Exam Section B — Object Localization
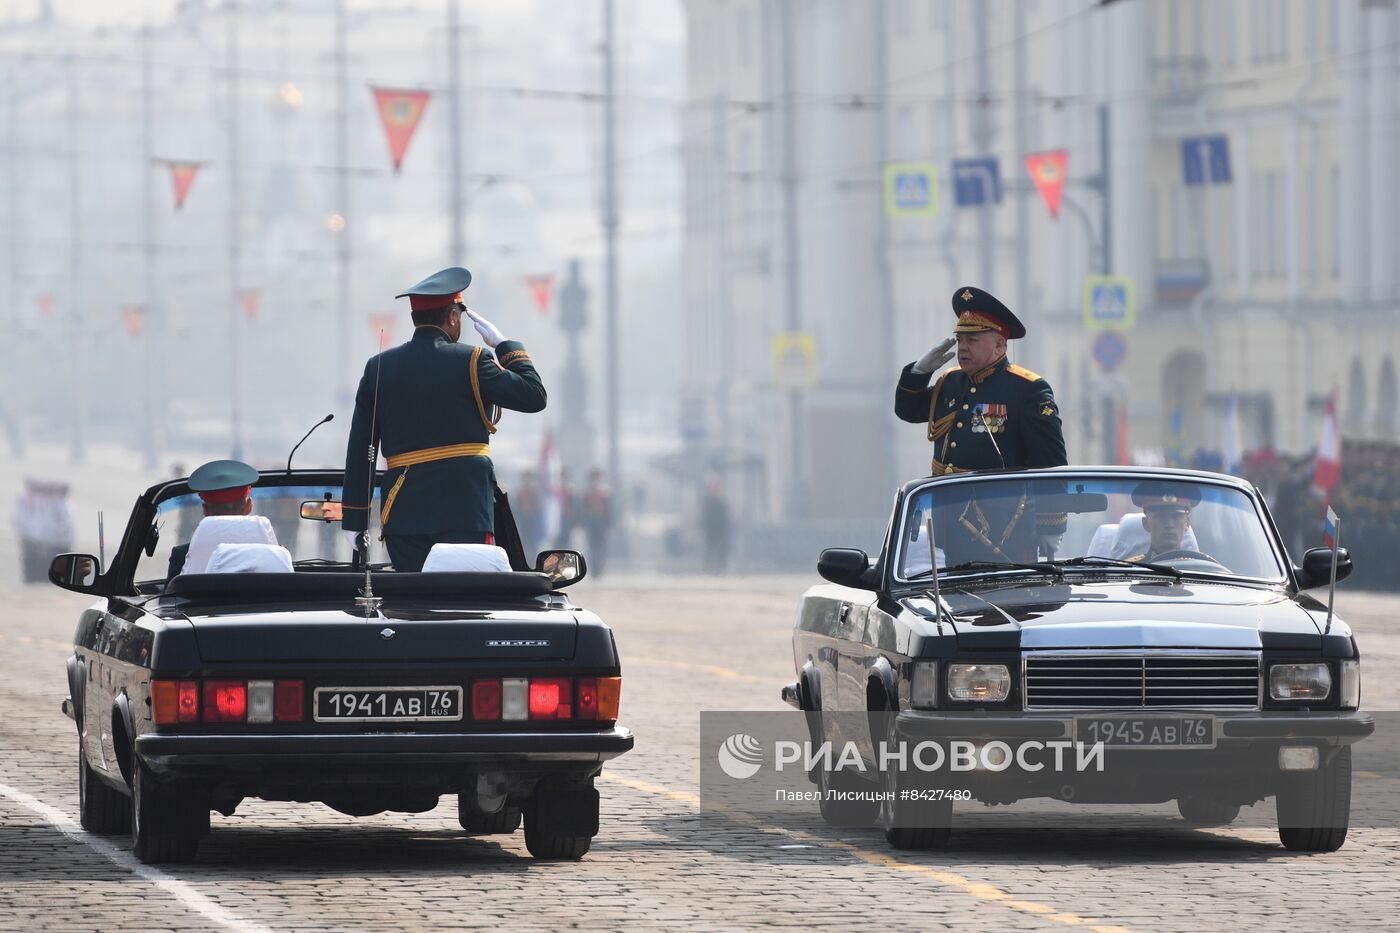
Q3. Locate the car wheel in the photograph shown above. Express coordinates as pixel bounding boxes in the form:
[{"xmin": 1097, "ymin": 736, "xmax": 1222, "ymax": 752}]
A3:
[
  {"xmin": 1177, "ymin": 796, "xmax": 1241, "ymax": 826},
  {"xmin": 130, "ymin": 762, "xmax": 202, "ymax": 864},
  {"xmin": 458, "ymin": 800, "xmax": 522, "ymax": 835},
  {"xmin": 876, "ymin": 725, "xmax": 951, "ymax": 850},
  {"xmin": 1277, "ymin": 746, "xmax": 1352, "ymax": 853},
  {"xmin": 79, "ymin": 739, "xmax": 130, "ymax": 834},
  {"xmin": 523, "ymin": 781, "xmax": 598, "ymax": 860},
  {"xmin": 816, "ymin": 764, "xmax": 879, "ymax": 827}
]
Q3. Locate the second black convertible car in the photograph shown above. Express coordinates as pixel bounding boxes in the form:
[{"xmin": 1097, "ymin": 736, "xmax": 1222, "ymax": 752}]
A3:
[
  {"xmin": 784, "ymin": 467, "xmax": 1373, "ymax": 852},
  {"xmin": 51, "ymin": 470, "xmax": 632, "ymax": 863}
]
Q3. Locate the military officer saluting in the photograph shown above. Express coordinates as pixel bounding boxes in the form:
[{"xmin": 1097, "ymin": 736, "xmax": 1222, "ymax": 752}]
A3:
[
  {"xmin": 895, "ymin": 286, "xmax": 1067, "ymax": 474},
  {"xmin": 342, "ymin": 267, "xmax": 546, "ymax": 572}
]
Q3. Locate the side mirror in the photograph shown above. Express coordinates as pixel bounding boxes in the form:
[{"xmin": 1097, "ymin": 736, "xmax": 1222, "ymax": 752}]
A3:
[
  {"xmin": 49, "ymin": 553, "xmax": 100, "ymax": 593},
  {"xmin": 1297, "ymin": 547, "xmax": 1353, "ymax": 589},
  {"xmin": 536, "ymin": 549, "xmax": 587, "ymax": 587},
  {"xmin": 817, "ymin": 548, "xmax": 875, "ymax": 590},
  {"xmin": 300, "ymin": 500, "xmax": 344, "ymax": 522}
]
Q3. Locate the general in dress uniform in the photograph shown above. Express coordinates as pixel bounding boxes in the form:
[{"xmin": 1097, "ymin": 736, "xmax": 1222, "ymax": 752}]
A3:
[
  {"xmin": 895, "ymin": 287, "xmax": 1069, "ymax": 561},
  {"xmin": 342, "ymin": 267, "xmax": 546, "ymax": 572}
]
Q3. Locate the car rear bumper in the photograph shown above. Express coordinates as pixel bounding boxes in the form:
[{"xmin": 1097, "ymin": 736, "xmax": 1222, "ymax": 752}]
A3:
[{"xmin": 135, "ymin": 725, "xmax": 635, "ymax": 783}]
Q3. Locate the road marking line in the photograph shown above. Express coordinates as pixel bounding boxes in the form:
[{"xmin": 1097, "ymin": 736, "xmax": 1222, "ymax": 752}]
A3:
[
  {"xmin": 627, "ymin": 656, "xmax": 771, "ymax": 685},
  {"xmin": 598, "ymin": 773, "xmax": 1132, "ymax": 932},
  {"xmin": 0, "ymin": 782, "xmax": 274, "ymax": 933},
  {"xmin": 0, "ymin": 631, "xmax": 71, "ymax": 652}
]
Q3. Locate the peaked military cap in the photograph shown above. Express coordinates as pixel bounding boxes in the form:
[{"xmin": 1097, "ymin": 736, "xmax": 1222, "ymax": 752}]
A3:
[
  {"xmin": 951, "ymin": 286, "xmax": 1026, "ymax": 340},
  {"xmin": 395, "ymin": 266, "xmax": 473, "ymax": 312},
  {"xmin": 188, "ymin": 459, "xmax": 259, "ymax": 505},
  {"xmin": 1131, "ymin": 481, "xmax": 1201, "ymax": 513}
]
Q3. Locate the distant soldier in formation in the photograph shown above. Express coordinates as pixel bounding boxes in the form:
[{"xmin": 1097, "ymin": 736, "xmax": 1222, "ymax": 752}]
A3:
[
  {"xmin": 342, "ymin": 267, "xmax": 547, "ymax": 572},
  {"xmin": 14, "ymin": 479, "xmax": 74, "ymax": 583}
]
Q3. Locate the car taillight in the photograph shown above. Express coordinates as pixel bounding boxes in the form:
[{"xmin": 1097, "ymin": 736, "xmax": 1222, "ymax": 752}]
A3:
[
  {"xmin": 529, "ymin": 677, "xmax": 572, "ymax": 720},
  {"xmin": 202, "ymin": 681, "xmax": 247, "ymax": 722},
  {"xmin": 502, "ymin": 677, "xmax": 529, "ymax": 721},
  {"xmin": 472, "ymin": 679, "xmax": 502, "ymax": 721},
  {"xmin": 151, "ymin": 679, "xmax": 198, "ymax": 724},
  {"xmin": 575, "ymin": 677, "xmax": 621, "ymax": 720},
  {"xmin": 274, "ymin": 681, "xmax": 304, "ymax": 722}
]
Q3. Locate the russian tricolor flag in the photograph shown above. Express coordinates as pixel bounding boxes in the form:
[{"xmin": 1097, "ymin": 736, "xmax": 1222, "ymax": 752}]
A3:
[{"xmin": 1324, "ymin": 505, "xmax": 1339, "ymax": 549}]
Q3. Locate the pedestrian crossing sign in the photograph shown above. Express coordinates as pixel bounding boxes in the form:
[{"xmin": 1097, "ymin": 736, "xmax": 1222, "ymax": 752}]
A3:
[
  {"xmin": 884, "ymin": 163, "xmax": 938, "ymax": 217},
  {"xmin": 1082, "ymin": 276, "xmax": 1135, "ymax": 331}
]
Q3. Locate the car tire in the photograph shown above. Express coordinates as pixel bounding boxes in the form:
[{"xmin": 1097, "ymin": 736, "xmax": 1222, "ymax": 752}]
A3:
[
  {"xmin": 130, "ymin": 762, "xmax": 202, "ymax": 865},
  {"xmin": 1277, "ymin": 746, "xmax": 1352, "ymax": 853},
  {"xmin": 1177, "ymin": 796, "xmax": 1241, "ymax": 826},
  {"xmin": 817, "ymin": 766, "xmax": 879, "ymax": 827},
  {"xmin": 876, "ymin": 723, "xmax": 951, "ymax": 850},
  {"xmin": 79, "ymin": 740, "xmax": 130, "ymax": 834},
  {"xmin": 523, "ymin": 807, "xmax": 592, "ymax": 860},
  {"xmin": 458, "ymin": 801, "xmax": 522, "ymax": 835}
]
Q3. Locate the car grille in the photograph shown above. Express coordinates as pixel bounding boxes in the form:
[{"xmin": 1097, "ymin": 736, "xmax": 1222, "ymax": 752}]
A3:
[{"xmin": 1022, "ymin": 654, "xmax": 1260, "ymax": 710}]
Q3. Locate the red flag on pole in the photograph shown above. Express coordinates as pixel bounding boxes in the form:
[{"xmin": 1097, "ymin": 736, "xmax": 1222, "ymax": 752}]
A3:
[
  {"xmin": 523, "ymin": 274, "xmax": 554, "ymax": 315},
  {"xmin": 166, "ymin": 161, "xmax": 203, "ymax": 210},
  {"xmin": 370, "ymin": 87, "xmax": 431, "ymax": 173},
  {"xmin": 1025, "ymin": 150, "xmax": 1068, "ymax": 219},
  {"xmin": 122, "ymin": 304, "xmax": 144, "ymax": 338},
  {"xmin": 240, "ymin": 289, "xmax": 259, "ymax": 320},
  {"xmin": 37, "ymin": 294, "xmax": 53, "ymax": 317},
  {"xmin": 1313, "ymin": 390, "xmax": 1341, "ymax": 499},
  {"xmin": 368, "ymin": 312, "xmax": 397, "ymax": 345}
]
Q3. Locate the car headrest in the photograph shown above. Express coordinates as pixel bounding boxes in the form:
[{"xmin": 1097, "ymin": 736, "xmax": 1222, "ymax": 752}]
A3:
[
  {"xmin": 182, "ymin": 515, "xmax": 279, "ymax": 575},
  {"xmin": 421, "ymin": 543, "xmax": 512, "ymax": 573},
  {"xmin": 206, "ymin": 542, "xmax": 295, "ymax": 574}
]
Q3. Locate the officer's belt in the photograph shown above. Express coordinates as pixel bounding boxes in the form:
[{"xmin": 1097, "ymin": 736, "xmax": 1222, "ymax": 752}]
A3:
[
  {"xmin": 381, "ymin": 443, "xmax": 491, "ymax": 529},
  {"xmin": 386, "ymin": 442, "xmax": 490, "ymax": 469},
  {"xmin": 929, "ymin": 457, "xmax": 971, "ymax": 476}
]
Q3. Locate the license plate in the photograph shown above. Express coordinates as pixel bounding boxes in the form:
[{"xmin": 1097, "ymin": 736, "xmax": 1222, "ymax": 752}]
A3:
[
  {"xmin": 1074, "ymin": 715, "xmax": 1215, "ymax": 749},
  {"xmin": 313, "ymin": 685, "xmax": 463, "ymax": 723}
]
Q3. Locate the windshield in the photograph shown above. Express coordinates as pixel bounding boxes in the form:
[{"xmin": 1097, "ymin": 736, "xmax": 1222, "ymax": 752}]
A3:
[
  {"xmin": 136, "ymin": 485, "xmax": 383, "ymax": 583},
  {"xmin": 895, "ymin": 475, "xmax": 1285, "ymax": 583}
]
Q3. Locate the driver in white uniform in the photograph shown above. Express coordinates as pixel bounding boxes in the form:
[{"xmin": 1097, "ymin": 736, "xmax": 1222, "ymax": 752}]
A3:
[
  {"xmin": 1124, "ymin": 482, "xmax": 1201, "ymax": 562},
  {"xmin": 167, "ymin": 459, "xmax": 279, "ymax": 577}
]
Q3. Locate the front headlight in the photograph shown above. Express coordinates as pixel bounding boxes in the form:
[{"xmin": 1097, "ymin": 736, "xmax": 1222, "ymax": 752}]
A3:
[
  {"xmin": 946, "ymin": 663, "xmax": 1011, "ymax": 702},
  {"xmin": 1269, "ymin": 662, "xmax": 1332, "ymax": 701},
  {"xmin": 1341, "ymin": 660, "xmax": 1361, "ymax": 709}
]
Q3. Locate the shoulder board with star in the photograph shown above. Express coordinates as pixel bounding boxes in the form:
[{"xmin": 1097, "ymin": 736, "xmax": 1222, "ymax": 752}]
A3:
[{"xmin": 1007, "ymin": 364, "xmax": 1043, "ymax": 382}]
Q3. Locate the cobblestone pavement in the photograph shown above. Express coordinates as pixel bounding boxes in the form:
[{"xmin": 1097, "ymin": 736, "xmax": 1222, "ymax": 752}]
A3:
[
  {"xmin": 2, "ymin": 445, "xmax": 1399, "ymax": 931},
  {"xmin": 1, "ymin": 572, "xmax": 1398, "ymax": 933}
]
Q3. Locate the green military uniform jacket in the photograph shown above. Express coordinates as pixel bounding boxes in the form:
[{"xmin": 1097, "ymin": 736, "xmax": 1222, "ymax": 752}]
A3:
[
  {"xmin": 895, "ymin": 356, "xmax": 1067, "ymax": 474},
  {"xmin": 342, "ymin": 327, "xmax": 546, "ymax": 536}
]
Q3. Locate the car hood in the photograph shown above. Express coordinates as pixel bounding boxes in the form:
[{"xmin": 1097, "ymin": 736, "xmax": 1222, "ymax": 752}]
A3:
[
  {"xmin": 903, "ymin": 579, "xmax": 1324, "ymax": 651},
  {"xmin": 179, "ymin": 604, "xmax": 579, "ymax": 663}
]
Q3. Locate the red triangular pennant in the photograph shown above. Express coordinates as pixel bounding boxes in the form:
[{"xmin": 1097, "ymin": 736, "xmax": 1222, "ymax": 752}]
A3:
[
  {"xmin": 240, "ymin": 289, "xmax": 259, "ymax": 320},
  {"xmin": 122, "ymin": 304, "xmax": 144, "ymax": 338},
  {"xmin": 37, "ymin": 293, "xmax": 53, "ymax": 317},
  {"xmin": 370, "ymin": 87, "xmax": 431, "ymax": 173},
  {"xmin": 523, "ymin": 274, "xmax": 554, "ymax": 314},
  {"xmin": 1025, "ymin": 149, "xmax": 1068, "ymax": 219},
  {"xmin": 167, "ymin": 162, "xmax": 202, "ymax": 210},
  {"xmin": 368, "ymin": 311, "xmax": 398, "ymax": 345}
]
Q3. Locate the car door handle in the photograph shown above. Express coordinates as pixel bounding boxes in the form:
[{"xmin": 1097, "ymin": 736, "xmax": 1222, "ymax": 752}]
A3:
[{"xmin": 838, "ymin": 604, "xmax": 851, "ymax": 624}]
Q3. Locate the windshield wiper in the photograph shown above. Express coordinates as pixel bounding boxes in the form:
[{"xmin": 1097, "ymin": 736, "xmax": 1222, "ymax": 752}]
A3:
[
  {"xmin": 1053, "ymin": 555, "xmax": 1183, "ymax": 580},
  {"xmin": 909, "ymin": 560, "xmax": 1064, "ymax": 582}
]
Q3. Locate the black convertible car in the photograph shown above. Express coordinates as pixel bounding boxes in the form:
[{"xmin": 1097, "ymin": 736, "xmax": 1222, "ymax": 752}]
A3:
[
  {"xmin": 784, "ymin": 467, "xmax": 1373, "ymax": 852},
  {"xmin": 51, "ymin": 469, "xmax": 632, "ymax": 863}
]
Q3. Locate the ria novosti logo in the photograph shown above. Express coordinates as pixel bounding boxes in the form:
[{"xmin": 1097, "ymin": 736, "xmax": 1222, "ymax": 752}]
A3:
[{"xmin": 717, "ymin": 733, "xmax": 764, "ymax": 779}]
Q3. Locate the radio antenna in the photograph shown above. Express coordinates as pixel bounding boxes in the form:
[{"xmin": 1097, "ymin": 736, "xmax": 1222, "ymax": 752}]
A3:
[
  {"xmin": 355, "ymin": 331, "xmax": 387, "ymax": 616},
  {"xmin": 925, "ymin": 512, "xmax": 947, "ymax": 626}
]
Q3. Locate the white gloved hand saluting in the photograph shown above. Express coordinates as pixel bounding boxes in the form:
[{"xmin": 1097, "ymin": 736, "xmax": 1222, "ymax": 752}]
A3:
[
  {"xmin": 912, "ymin": 336, "xmax": 956, "ymax": 375},
  {"xmin": 464, "ymin": 307, "xmax": 506, "ymax": 348},
  {"xmin": 343, "ymin": 530, "xmax": 363, "ymax": 552}
]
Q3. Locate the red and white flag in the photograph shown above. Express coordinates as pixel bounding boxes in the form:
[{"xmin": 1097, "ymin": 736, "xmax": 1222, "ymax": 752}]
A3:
[{"xmin": 1312, "ymin": 391, "xmax": 1341, "ymax": 499}]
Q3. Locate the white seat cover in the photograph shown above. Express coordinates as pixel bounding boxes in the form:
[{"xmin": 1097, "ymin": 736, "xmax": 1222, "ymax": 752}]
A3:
[
  {"xmin": 1109, "ymin": 513, "xmax": 1197, "ymax": 559},
  {"xmin": 1086, "ymin": 523, "xmax": 1119, "ymax": 558},
  {"xmin": 421, "ymin": 543, "xmax": 512, "ymax": 573},
  {"xmin": 183, "ymin": 515, "xmax": 279, "ymax": 575},
  {"xmin": 206, "ymin": 543, "xmax": 295, "ymax": 574}
]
